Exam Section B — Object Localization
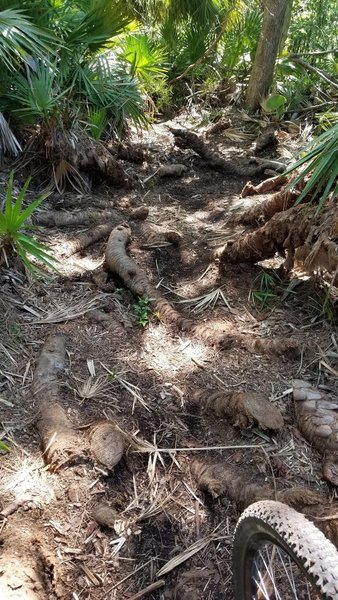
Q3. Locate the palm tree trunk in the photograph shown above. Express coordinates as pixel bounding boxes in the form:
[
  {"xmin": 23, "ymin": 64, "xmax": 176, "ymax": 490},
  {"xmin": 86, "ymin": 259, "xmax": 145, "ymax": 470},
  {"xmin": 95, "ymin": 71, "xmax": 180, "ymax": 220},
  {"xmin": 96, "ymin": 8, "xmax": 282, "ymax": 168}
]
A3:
[{"xmin": 245, "ymin": 0, "xmax": 292, "ymax": 110}]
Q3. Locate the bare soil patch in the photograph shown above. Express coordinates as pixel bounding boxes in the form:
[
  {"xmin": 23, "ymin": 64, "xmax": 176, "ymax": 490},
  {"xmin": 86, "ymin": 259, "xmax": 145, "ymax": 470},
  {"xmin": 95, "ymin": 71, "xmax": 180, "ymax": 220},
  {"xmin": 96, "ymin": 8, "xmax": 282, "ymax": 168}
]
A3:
[{"xmin": 1, "ymin": 113, "xmax": 337, "ymax": 600}]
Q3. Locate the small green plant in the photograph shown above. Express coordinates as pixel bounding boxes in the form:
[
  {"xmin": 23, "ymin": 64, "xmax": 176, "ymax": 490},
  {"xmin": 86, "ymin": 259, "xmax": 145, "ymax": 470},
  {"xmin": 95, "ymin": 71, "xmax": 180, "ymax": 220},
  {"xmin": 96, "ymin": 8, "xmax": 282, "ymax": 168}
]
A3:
[
  {"xmin": 0, "ymin": 171, "xmax": 57, "ymax": 273},
  {"xmin": 249, "ymin": 271, "xmax": 279, "ymax": 309},
  {"xmin": 308, "ymin": 289, "xmax": 336, "ymax": 324},
  {"xmin": 261, "ymin": 93, "xmax": 287, "ymax": 119},
  {"xmin": 133, "ymin": 295, "xmax": 154, "ymax": 327},
  {"xmin": 9, "ymin": 323, "xmax": 23, "ymax": 340},
  {"xmin": 0, "ymin": 439, "xmax": 10, "ymax": 453}
]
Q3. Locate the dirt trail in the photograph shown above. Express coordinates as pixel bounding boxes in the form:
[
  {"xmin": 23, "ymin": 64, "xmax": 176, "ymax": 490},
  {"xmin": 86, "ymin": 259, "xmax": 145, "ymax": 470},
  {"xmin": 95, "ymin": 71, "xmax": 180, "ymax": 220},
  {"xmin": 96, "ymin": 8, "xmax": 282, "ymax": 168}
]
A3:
[{"xmin": 0, "ymin": 114, "xmax": 337, "ymax": 599}]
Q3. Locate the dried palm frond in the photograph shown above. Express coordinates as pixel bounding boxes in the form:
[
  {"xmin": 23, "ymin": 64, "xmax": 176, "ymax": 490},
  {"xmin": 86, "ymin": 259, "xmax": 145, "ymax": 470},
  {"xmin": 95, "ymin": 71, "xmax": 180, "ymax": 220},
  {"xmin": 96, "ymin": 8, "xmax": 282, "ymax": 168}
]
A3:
[
  {"xmin": 34, "ymin": 296, "xmax": 102, "ymax": 323},
  {"xmin": 157, "ymin": 526, "xmax": 229, "ymax": 576},
  {"xmin": 177, "ymin": 287, "xmax": 231, "ymax": 313},
  {"xmin": 222, "ymin": 128, "xmax": 255, "ymax": 142},
  {"xmin": 0, "ymin": 113, "xmax": 21, "ymax": 160},
  {"xmin": 100, "ymin": 363, "xmax": 150, "ymax": 412},
  {"xmin": 72, "ymin": 374, "xmax": 111, "ymax": 402}
]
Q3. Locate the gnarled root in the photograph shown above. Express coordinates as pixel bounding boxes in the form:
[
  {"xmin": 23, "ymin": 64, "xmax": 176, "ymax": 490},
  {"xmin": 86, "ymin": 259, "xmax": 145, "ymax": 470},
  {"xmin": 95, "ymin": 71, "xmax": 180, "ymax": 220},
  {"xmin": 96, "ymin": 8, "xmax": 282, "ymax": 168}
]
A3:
[
  {"xmin": 58, "ymin": 223, "xmax": 113, "ymax": 258},
  {"xmin": 241, "ymin": 174, "xmax": 288, "ymax": 198},
  {"xmin": 293, "ymin": 380, "xmax": 338, "ymax": 486},
  {"xmin": 193, "ymin": 389, "xmax": 283, "ymax": 430},
  {"xmin": 219, "ymin": 333, "xmax": 301, "ymax": 359},
  {"xmin": 33, "ymin": 209, "xmax": 119, "ymax": 228},
  {"xmin": 105, "ymin": 223, "xmax": 192, "ymax": 329},
  {"xmin": 78, "ymin": 144, "xmax": 132, "ymax": 188},
  {"xmin": 169, "ymin": 126, "xmax": 276, "ymax": 176},
  {"xmin": 218, "ymin": 204, "xmax": 314, "ymax": 267},
  {"xmin": 191, "ymin": 460, "xmax": 322, "ymax": 511},
  {"xmin": 141, "ymin": 223, "xmax": 182, "ymax": 248},
  {"xmin": 237, "ymin": 183, "xmax": 299, "ymax": 224},
  {"xmin": 33, "ymin": 335, "xmax": 81, "ymax": 470}
]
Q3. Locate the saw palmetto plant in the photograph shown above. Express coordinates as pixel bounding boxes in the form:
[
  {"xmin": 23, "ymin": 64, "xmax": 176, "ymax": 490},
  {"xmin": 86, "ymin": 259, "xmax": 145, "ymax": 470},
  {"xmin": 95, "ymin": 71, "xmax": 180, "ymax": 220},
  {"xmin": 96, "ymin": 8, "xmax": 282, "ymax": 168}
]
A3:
[{"xmin": 0, "ymin": 171, "xmax": 57, "ymax": 272}]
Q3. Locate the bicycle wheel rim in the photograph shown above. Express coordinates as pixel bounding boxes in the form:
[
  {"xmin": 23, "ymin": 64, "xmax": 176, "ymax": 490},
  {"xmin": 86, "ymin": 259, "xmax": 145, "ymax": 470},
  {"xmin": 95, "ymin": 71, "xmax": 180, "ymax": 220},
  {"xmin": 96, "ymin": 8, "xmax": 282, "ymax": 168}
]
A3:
[{"xmin": 236, "ymin": 524, "xmax": 321, "ymax": 599}]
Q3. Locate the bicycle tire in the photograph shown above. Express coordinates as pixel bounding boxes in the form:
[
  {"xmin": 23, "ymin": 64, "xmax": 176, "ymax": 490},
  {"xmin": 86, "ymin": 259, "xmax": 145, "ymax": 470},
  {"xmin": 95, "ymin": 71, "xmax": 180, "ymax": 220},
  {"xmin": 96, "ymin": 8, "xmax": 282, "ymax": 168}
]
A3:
[{"xmin": 232, "ymin": 500, "xmax": 338, "ymax": 600}]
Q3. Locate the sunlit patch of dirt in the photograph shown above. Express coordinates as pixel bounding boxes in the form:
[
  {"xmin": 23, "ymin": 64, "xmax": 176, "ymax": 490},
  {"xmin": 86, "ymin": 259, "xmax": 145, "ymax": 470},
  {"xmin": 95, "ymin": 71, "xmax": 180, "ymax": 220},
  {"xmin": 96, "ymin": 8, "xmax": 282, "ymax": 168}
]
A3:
[
  {"xmin": 2, "ymin": 455, "xmax": 57, "ymax": 504},
  {"xmin": 141, "ymin": 323, "xmax": 213, "ymax": 377}
]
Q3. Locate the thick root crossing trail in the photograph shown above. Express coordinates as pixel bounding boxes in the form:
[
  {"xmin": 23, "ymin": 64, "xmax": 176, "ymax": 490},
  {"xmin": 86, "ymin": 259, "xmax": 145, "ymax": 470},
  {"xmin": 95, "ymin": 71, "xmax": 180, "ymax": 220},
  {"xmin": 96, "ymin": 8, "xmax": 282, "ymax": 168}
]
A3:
[{"xmin": 0, "ymin": 116, "xmax": 337, "ymax": 600}]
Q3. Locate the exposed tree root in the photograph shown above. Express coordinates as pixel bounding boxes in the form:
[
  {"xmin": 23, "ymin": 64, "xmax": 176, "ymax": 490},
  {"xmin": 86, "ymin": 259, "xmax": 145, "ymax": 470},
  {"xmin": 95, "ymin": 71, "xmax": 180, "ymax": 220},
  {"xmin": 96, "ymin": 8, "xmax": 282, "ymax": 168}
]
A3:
[
  {"xmin": 0, "ymin": 525, "xmax": 60, "ymax": 599},
  {"xmin": 23, "ymin": 127, "xmax": 132, "ymax": 191},
  {"xmin": 219, "ymin": 333, "xmax": 301, "ymax": 358},
  {"xmin": 33, "ymin": 336, "xmax": 125, "ymax": 471},
  {"xmin": 169, "ymin": 127, "xmax": 265, "ymax": 176},
  {"xmin": 116, "ymin": 142, "xmax": 147, "ymax": 164},
  {"xmin": 191, "ymin": 459, "xmax": 338, "ymax": 546},
  {"xmin": 158, "ymin": 164, "xmax": 187, "ymax": 178},
  {"xmin": 33, "ymin": 208, "xmax": 120, "ymax": 228},
  {"xmin": 105, "ymin": 223, "xmax": 192, "ymax": 329},
  {"xmin": 293, "ymin": 380, "xmax": 338, "ymax": 486},
  {"xmin": 250, "ymin": 127, "xmax": 278, "ymax": 153},
  {"xmin": 58, "ymin": 223, "xmax": 114, "ymax": 258},
  {"xmin": 89, "ymin": 421, "xmax": 124, "ymax": 470},
  {"xmin": 129, "ymin": 206, "xmax": 149, "ymax": 221},
  {"xmin": 240, "ymin": 174, "xmax": 288, "ymax": 198},
  {"xmin": 300, "ymin": 235, "xmax": 338, "ymax": 276},
  {"xmin": 104, "ymin": 226, "xmax": 305, "ymax": 357},
  {"xmin": 219, "ymin": 203, "xmax": 338, "ymax": 276},
  {"xmin": 191, "ymin": 460, "xmax": 322, "ymax": 511},
  {"xmin": 78, "ymin": 144, "xmax": 132, "ymax": 188},
  {"xmin": 33, "ymin": 335, "xmax": 81, "ymax": 470},
  {"xmin": 218, "ymin": 204, "xmax": 315, "ymax": 267},
  {"xmin": 193, "ymin": 389, "xmax": 283, "ymax": 430},
  {"xmin": 206, "ymin": 117, "xmax": 232, "ymax": 136},
  {"xmin": 237, "ymin": 187, "xmax": 300, "ymax": 225},
  {"xmin": 141, "ymin": 223, "xmax": 182, "ymax": 248}
]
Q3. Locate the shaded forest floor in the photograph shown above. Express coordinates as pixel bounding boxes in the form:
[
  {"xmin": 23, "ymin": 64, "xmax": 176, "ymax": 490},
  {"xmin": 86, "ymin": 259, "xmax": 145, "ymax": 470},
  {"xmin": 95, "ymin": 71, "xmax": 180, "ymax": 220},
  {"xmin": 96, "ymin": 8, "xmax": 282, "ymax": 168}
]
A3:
[{"xmin": 1, "ymin": 111, "xmax": 338, "ymax": 600}]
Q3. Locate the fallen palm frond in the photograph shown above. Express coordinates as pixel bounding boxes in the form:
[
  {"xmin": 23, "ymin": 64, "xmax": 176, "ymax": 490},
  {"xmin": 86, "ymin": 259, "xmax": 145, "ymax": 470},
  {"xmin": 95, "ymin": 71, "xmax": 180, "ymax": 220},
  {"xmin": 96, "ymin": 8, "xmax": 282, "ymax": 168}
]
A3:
[
  {"xmin": 177, "ymin": 287, "xmax": 231, "ymax": 313},
  {"xmin": 157, "ymin": 526, "xmax": 229, "ymax": 577},
  {"xmin": 100, "ymin": 363, "xmax": 150, "ymax": 412},
  {"xmin": 72, "ymin": 374, "xmax": 111, "ymax": 402},
  {"xmin": 115, "ymin": 425, "xmax": 263, "ymax": 455},
  {"xmin": 222, "ymin": 128, "xmax": 255, "ymax": 142},
  {"xmin": 33, "ymin": 296, "xmax": 102, "ymax": 324}
]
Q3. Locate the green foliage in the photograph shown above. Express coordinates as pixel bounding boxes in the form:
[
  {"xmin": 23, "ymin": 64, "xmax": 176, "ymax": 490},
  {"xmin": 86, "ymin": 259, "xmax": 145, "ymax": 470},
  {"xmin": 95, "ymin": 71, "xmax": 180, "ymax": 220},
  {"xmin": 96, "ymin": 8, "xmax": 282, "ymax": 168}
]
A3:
[
  {"xmin": 0, "ymin": 0, "xmax": 147, "ymax": 151},
  {"xmin": 249, "ymin": 271, "xmax": 279, "ymax": 309},
  {"xmin": 286, "ymin": 122, "xmax": 338, "ymax": 212},
  {"xmin": 86, "ymin": 107, "xmax": 108, "ymax": 140},
  {"xmin": 308, "ymin": 289, "xmax": 336, "ymax": 324},
  {"xmin": 261, "ymin": 93, "xmax": 287, "ymax": 119},
  {"xmin": 221, "ymin": 6, "xmax": 262, "ymax": 73},
  {"xmin": 0, "ymin": 171, "xmax": 57, "ymax": 272},
  {"xmin": 0, "ymin": 439, "xmax": 10, "ymax": 453},
  {"xmin": 0, "ymin": 7, "xmax": 54, "ymax": 70},
  {"xmin": 133, "ymin": 296, "xmax": 154, "ymax": 327}
]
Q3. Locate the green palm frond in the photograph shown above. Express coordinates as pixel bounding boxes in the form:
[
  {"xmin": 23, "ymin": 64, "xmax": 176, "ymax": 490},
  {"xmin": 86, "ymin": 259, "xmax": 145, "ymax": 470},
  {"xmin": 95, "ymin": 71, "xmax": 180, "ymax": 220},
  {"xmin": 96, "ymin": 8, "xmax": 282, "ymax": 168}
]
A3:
[
  {"xmin": 0, "ymin": 8, "xmax": 54, "ymax": 69},
  {"xmin": 65, "ymin": 0, "xmax": 131, "ymax": 53},
  {"xmin": 286, "ymin": 122, "xmax": 338, "ymax": 212},
  {"xmin": 75, "ymin": 57, "xmax": 147, "ymax": 128},
  {"xmin": 122, "ymin": 34, "xmax": 167, "ymax": 85},
  {"xmin": 86, "ymin": 106, "xmax": 108, "ymax": 139},
  {"xmin": 11, "ymin": 64, "xmax": 69, "ymax": 123}
]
